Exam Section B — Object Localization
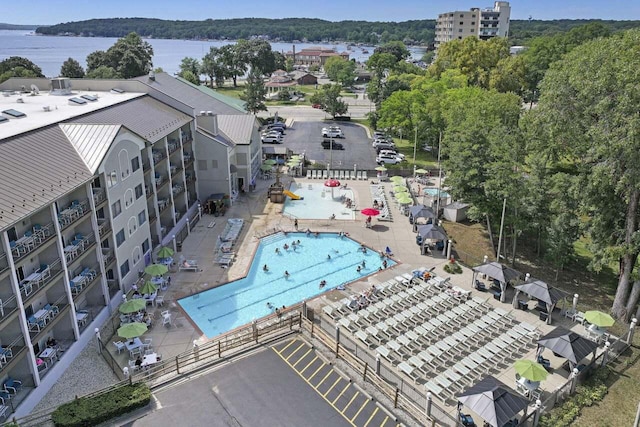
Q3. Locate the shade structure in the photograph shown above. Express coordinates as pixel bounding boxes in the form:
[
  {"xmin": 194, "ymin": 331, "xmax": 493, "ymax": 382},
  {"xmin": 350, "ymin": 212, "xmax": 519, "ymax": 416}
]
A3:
[
  {"xmin": 457, "ymin": 376, "xmax": 529, "ymax": 427},
  {"xmin": 144, "ymin": 264, "xmax": 168, "ymax": 276},
  {"xmin": 375, "ymin": 166, "xmax": 387, "ymax": 172},
  {"xmin": 117, "ymin": 322, "xmax": 148, "ymax": 339},
  {"xmin": 157, "ymin": 246, "xmax": 174, "ymax": 259},
  {"xmin": 472, "ymin": 262, "xmax": 521, "ymax": 284},
  {"xmin": 514, "ymin": 279, "xmax": 566, "ymax": 306},
  {"xmin": 393, "ymin": 185, "xmax": 409, "ymax": 193},
  {"xmin": 417, "ymin": 224, "xmax": 447, "ymax": 241},
  {"xmin": 361, "ymin": 208, "xmax": 380, "ymax": 216},
  {"xmin": 415, "ymin": 168, "xmax": 428, "ymax": 174},
  {"xmin": 584, "ymin": 311, "xmax": 615, "ymax": 328},
  {"xmin": 396, "ymin": 194, "xmax": 413, "ymax": 204},
  {"xmin": 139, "ymin": 281, "xmax": 158, "ymax": 295},
  {"xmin": 290, "ymin": 155, "xmax": 302, "ymax": 160},
  {"xmin": 513, "ymin": 359, "xmax": 548, "ymax": 381},
  {"xmin": 390, "ymin": 176, "xmax": 404, "ymax": 183},
  {"xmin": 263, "ymin": 159, "xmax": 277, "ymax": 165},
  {"xmin": 324, "ymin": 179, "xmax": 340, "ymax": 188},
  {"xmin": 118, "ymin": 299, "xmax": 147, "ymax": 314},
  {"xmin": 409, "ymin": 205, "xmax": 436, "ymax": 220},
  {"xmin": 537, "ymin": 327, "xmax": 599, "ymax": 364},
  {"xmin": 260, "ymin": 164, "xmax": 273, "ymax": 171}
]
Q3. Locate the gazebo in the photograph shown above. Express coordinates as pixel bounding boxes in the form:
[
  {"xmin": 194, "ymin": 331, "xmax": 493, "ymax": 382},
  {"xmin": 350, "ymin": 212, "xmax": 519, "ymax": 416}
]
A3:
[
  {"xmin": 536, "ymin": 327, "xmax": 599, "ymax": 371},
  {"xmin": 457, "ymin": 376, "xmax": 530, "ymax": 427},
  {"xmin": 472, "ymin": 262, "xmax": 522, "ymax": 303},
  {"xmin": 514, "ymin": 278, "xmax": 569, "ymax": 324}
]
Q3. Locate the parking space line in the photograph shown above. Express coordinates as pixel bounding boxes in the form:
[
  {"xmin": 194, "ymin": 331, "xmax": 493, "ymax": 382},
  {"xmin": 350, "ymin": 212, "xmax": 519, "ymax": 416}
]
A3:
[
  {"xmin": 380, "ymin": 415, "xmax": 390, "ymax": 426},
  {"xmin": 363, "ymin": 407, "xmax": 379, "ymax": 427},
  {"xmin": 351, "ymin": 399, "xmax": 370, "ymax": 422},
  {"xmin": 317, "ymin": 369, "xmax": 334, "ymax": 388},
  {"xmin": 285, "ymin": 342, "xmax": 307, "ymax": 360},
  {"xmin": 342, "ymin": 391, "xmax": 360, "ymax": 415},
  {"xmin": 292, "ymin": 348, "xmax": 313, "ymax": 367},
  {"xmin": 332, "ymin": 382, "xmax": 352, "ymax": 405},
  {"xmin": 323, "ymin": 377, "xmax": 343, "ymax": 397},
  {"xmin": 276, "ymin": 339, "xmax": 299, "ymax": 355},
  {"xmin": 299, "ymin": 356, "xmax": 319, "ymax": 375},
  {"xmin": 307, "ymin": 360, "xmax": 326, "ymax": 380}
]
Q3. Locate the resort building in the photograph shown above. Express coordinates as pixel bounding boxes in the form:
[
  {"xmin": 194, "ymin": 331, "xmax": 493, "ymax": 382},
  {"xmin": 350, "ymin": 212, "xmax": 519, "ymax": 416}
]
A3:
[
  {"xmin": 434, "ymin": 1, "xmax": 511, "ymax": 50},
  {"xmin": 284, "ymin": 47, "xmax": 350, "ymax": 67},
  {"xmin": 0, "ymin": 73, "xmax": 259, "ymax": 410}
]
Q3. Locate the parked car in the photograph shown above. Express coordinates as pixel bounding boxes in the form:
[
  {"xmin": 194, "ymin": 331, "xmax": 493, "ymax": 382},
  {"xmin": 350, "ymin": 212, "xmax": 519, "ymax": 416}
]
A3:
[
  {"xmin": 262, "ymin": 131, "xmax": 283, "ymax": 139},
  {"xmin": 379, "ymin": 149, "xmax": 405, "ymax": 160},
  {"xmin": 312, "ymin": 103, "xmax": 322, "ymax": 109},
  {"xmin": 375, "ymin": 143, "xmax": 397, "ymax": 153},
  {"xmin": 376, "ymin": 154, "xmax": 403, "ymax": 165},
  {"xmin": 372, "ymin": 139, "xmax": 395, "ymax": 148},
  {"xmin": 322, "ymin": 126, "xmax": 344, "ymax": 138},
  {"xmin": 261, "ymin": 134, "xmax": 283, "ymax": 144},
  {"xmin": 373, "ymin": 130, "xmax": 389, "ymax": 139},
  {"xmin": 263, "ymin": 127, "xmax": 284, "ymax": 135},
  {"xmin": 321, "ymin": 140, "xmax": 344, "ymax": 150}
]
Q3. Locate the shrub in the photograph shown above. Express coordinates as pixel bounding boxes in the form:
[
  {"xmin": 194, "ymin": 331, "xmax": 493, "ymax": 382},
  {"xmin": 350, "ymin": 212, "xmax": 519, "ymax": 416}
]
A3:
[
  {"xmin": 51, "ymin": 383, "xmax": 151, "ymax": 427},
  {"xmin": 443, "ymin": 262, "xmax": 463, "ymax": 274}
]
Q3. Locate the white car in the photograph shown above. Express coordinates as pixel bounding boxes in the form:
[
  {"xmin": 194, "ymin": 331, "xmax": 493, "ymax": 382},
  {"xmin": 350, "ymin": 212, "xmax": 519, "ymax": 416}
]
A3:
[
  {"xmin": 372, "ymin": 139, "xmax": 395, "ymax": 148},
  {"xmin": 376, "ymin": 154, "xmax": 403, "ymax": 165},
  {"xmin": 261, "ymin": 134, "xmax": 283, "ymax": 144},
  {"xmin": 322, "ymin": 127, "xmax": 344, "ymax": 138},
  {"xmin": 379, "ymin": 149, "xmax": 405, "ymax": 160}
]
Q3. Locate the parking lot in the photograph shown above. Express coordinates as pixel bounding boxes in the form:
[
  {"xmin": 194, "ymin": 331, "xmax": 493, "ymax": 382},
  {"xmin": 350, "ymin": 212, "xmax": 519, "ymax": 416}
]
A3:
[{"xmin": 271, "ymin": 121, "xmax": 379, "ymax": 171}]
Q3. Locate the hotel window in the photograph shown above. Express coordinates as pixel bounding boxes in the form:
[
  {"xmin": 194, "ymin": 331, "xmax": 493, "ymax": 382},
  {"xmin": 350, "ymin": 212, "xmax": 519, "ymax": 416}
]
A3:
[
  {"xmin": 116, "ymin": 229, "xmax": 126, "ymax": 247},
  {"xmin": 112, "ymin": 200, "xmax": 122, "ymax": 218},
  {"xmin": 119, "ymin": 150, "xmax": 130, "ymax": 179},
  {"xmin": 135, "ymin": 184, "xmax": 143, "ymax": 199},
  {"xmin": 107, "ymin": 170, "xmax": 118, "ymax": 187},
  {"xmin": 131, "ymin": 156, "xmax": 140, "ymax": 173},
  {"xmin": 138, "ymin": 210, "xmax": 146, "ymax": 226},
  {"xmin": 124, "ymin": 189, "xmax": 134, "ymax": 208},
  {"xmin": 120, "ymin": 260, "xmax": 130, "ymax": 277},
  {"xmin": 142, "ymin": 238, "xmax": 150, "ymax": 254},
  {"xmin": 128, "ymin": 217, "xmax": 137, "ymax": 236}
]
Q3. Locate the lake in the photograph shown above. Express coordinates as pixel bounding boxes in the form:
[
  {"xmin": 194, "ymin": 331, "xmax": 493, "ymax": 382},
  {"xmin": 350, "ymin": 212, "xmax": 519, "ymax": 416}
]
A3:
[{"xmin": 0, "ymin": 30, "xmax": 426, "ymax": 78}]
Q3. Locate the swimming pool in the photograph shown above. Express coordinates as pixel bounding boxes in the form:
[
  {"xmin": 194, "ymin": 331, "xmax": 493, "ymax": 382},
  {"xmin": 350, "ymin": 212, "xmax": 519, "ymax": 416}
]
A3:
[
  {"xmin": 178, "ymin": 232, "xmax": 395, "ymax": 338},
  {"xmin": 423, "ymin": 188, "xmax": 451, "ymax": 199},
  {"xmin": 282, "ymin": 182, "xmax": 355, "ymax": 220}
]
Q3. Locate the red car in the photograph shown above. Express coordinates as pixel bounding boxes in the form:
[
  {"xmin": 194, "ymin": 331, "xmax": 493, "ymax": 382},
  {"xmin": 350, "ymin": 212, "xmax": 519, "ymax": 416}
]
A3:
[{"xmin": 312, "ymin": 103, "xmax": 322, "ymax": 109}]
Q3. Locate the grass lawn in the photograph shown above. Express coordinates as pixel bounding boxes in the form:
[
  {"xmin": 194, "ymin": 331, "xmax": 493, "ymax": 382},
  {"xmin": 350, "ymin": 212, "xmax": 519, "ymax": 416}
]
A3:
[{"xmin": 391, "ymin": 137, "xmax": 439, "ymax": 169}]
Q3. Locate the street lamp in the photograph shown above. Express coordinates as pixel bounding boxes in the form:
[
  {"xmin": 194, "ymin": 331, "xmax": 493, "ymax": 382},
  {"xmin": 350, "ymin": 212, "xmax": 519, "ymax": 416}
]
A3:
[{"xmin": 413, "ymin": 125, "xmax": 418, "ymax": 175}]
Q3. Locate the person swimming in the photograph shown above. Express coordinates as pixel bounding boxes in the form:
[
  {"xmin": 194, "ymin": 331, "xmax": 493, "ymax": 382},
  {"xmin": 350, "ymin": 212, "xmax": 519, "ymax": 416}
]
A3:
[
  {"xmin": 266, "ymin": 302, "xmax": 274, "ymax": 309},
  {"xmin": 284, "ymin": 270, "xmax": 290, "ymax": 278},
  {"xmin": 263, "ymin": 264, "xmax": 269, "ymax": 272},
  {"xmin": 283, "ymin": 243, "xmax": 289, "ymax": 250},
  {"xmin": 319, "ymin": 280, "xmax": 327, "ymax": 289}
]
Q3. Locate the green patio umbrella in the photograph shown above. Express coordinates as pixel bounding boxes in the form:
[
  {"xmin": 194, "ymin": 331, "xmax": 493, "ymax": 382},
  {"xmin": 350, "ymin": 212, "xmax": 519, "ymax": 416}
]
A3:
[
  {"xmin": 139, "ymin": 281, "xmax": 158, "ymax": 295},
  {"xmin": 393, "ymin": 185, "xmax": 409, "ymax": 193},
  {"xmin": 375, "ymin": 166, "xmax": 387, "ymax": 172},
  {"xmin": 396, "ymin": 194, "xmax": 413, "ymax": 204},
  {"xmin": 513, "ymin": 359, "xmax": 548, "ymax": 382},
  {"xmin": 290, "ymin": 155, "xmax": 302, "ymax": 160},
  {"xmin": 144, "ymin": 263, "xmax": 168, "ymax": 276},
  {"xmin": 584, "ymin": 310, "xmax": 615, "ymax": 327},
  {"xmin": 390, "ymin": 176, "xmax": 404, "ymax": 183},
  {"xmin": 118, "ymin": 299, "xmax": 146, "ymax": 314},
  {"xmin": 157, "ymin": 246, "xmax": 174, "ymax": 258},
  {"xmin": 117, "ymin": 322, "xmax": 148, "ymax": 339},
  {"xmin": 415, "ymin": 168, "xmax": 428, "ymax": 174},
  {"xmin": 263, "ymin": 159, "xmax": 277, "ymax": 165},
  {"xmin": 260, "ymin": 164, "xmax": 272, "ymax": 172}
]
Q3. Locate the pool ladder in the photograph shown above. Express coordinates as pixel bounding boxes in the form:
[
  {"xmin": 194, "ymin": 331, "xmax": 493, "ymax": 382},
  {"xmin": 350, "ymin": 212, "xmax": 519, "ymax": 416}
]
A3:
[{"xmin": 260, "ymin": 231, "xmax": 286, "ymax": 246}]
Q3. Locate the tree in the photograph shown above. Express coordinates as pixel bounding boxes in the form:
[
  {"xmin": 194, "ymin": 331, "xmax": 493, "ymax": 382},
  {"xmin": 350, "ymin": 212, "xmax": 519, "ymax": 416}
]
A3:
[
  {"xmin": 86, "ymin": 65, "xmax": 120, "ymax": 79},
  {"xmin": 59, "ymin": 58, "xmax": 85, "ymax": 78},
  {"xmin": 180, "ymin": 70, "xmax": 199, "ymax": 85},
  {"xmin": 86, "ymin": 32, "xmax": 153, "ymax": 78},
  {"xmin": 0, "ymin": 56, "xmax": 43, "ymax": 83},
  {"xmin": 178, "ymin": 57, "xmax": 200, "ymax": 79},
  {"xmin": 219, "ymin": 44, "xmax": 247, "ymax": 87},
  {"xmin": 323, "ymin": 57, "xmax": 356, "ymax": 87},
  {"xmin": 201, "ymin": 47, "xmax": 227, "ymax": 88},
  {"xmin": 489, "ymin": 55, "xmax": 526, "ymax": 95},
  {"xmin": 240, "ymin": 69, "xmax": 267, "ymax": 114},
  {"xmin": 531, "ymin": 28, "xmax": 640, "ymax": 321},
  {"xmin": 374, "ymin": 41, "xmax": 410, "ymax": 62},
  {"xmin": 365, "ymin": 52, "xmax": 398, "ymax": 105},
  {"xmin": 309, "ymin": 84, "xmax": 348, "ymax": 118}
]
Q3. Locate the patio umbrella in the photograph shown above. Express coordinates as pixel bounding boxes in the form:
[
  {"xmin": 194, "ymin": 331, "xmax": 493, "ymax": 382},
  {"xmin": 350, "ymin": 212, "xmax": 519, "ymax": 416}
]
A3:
[
  {"xmin": 157, "ymin": 246, "xmax": 174, "ymax": 259},
  {"xmin": 537, "ymin": 327, "xmax": 599, "ymax": 365},
  {"xmin": 513, "ymin": 359, "xmax": 548, "ymax": 382},
  {"xmin": 390, "ymin": 176, "xmax": 404, "ymax": 183},
  {"xmin": 361, "ymin": 208, "xmax": 380, "ymax": 217},
  {"xmin": 118, "ymin": 299, "xmax": 146, "ymax": 314},
  {"xmin": 139, "ymin": 281, "xmax": 158, "ymax": 295},
  {"xmin": 144, "ymin": 263, "xmax": 168, "ymax": 276},
  {"xmin": 396, "ymin": 194, "xmax": 413, "ymax": 204},
  {"xmin": 375, "ymin": 166, "xmax": 387, "ymax": 172},
  {"xmin": 324, "ymin": 178, "xmax": 340, "ymax": 198},
  {"xmin": 393, "ymin": 185, "xmax": 408, "ymax": 192},
  {"xmin": 457, "ymin": 376, "xmax": 529, "ymax": 427},
  {"xmin": 584, "ymin": 311, "xmax": 615, "ymax": 328},
  {"xmin": 263, "ymin": 159, "xmax": 277, "ymax": 165},
  {"xmin": 415, "ymin": 168, "xmax": 428, "ymax": 174},
  {"xmin": 117, "ymin": 322, "xmax": 148, "ymax": 339},
  {"xmin": 260, "ymin": 164, "xmax": 272, "ymax": 172},
  {"xmin": 417, "ymin": 224, "xmax": 447, "ymax": 241},
  {"xmin": 290, "ymin": 155, "xmax": 302, "ymax": 161}
]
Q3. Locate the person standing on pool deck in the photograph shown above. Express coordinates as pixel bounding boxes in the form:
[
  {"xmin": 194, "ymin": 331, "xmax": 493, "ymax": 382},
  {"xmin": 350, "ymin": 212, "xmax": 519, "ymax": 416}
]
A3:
[{"xmin": 294, "ymin": 219, "xmax": 298, "ymax": 230}]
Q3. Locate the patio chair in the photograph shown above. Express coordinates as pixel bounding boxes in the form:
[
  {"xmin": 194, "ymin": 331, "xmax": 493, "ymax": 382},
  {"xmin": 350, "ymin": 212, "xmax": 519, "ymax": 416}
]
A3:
[
  {"xmin": 459, "ymin": 413, "xmax": 476, "ymax": 427},
  {"xmin": 179, "ymin": 257, "xmax": 199, "ymax": 271},
  {"xmin": 3, "ymin": 378, "xmax": 22, "ymax": 394},
  {"xmin": 114, "ymin": 341, "xmax": 126, "ymax": 354},
  {"xmin": 0, "ymin": 390, "xmax": 11, "ymax": 403},
  {"xmin": 162, "ymin": 311, "xmax": 172, "ymax": 327},
  {"xmin": 143, "ymin": 338, "xmax": 153, "ymax": 351},
  {"xmin": 155, "ymin": 294, "xmax": 165, "ymax": 307}
]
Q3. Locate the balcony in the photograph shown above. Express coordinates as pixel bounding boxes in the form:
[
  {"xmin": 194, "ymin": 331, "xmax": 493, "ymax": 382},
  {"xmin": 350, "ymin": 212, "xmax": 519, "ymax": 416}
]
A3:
[
  {"xmin": 167, "ymin": 140, "xmax": 180, "ymax": 155},
  {"xmin": 158, "ymin": 198, "xmax": 171, "ymax": 214},
  {"xmin": 185, "ymin": 172, "xmax": 195, "ymax": 184},
  {"xmin": 92, "ymin": 188, "xmax": 106, "ymax": 206},
  {"xmin": 172, "ymin": 184, "xmax": 185, "ymax": 197},
  {"xmin": 10, "ymin": 222, "xmax": 55, "ymax": 262},
  {"xmin": 70, "ymin": 265, "xmax": 100, "ymax": 299},
  {"xmin": 107, "ymin": 278, "xmax": 120, "ymax": 298},
  {"xmin": 183, "ymin": 152, "xmax": 194, "ymax": 167},
  {"xmin": 20, "ymin": 259, "xmax": 63, "ymax": 302},
  {"xmin": 0, "ymin": 335, "xmax": 26, "ymax": 375},
  {"xmin": 97, "ymin": 218, "xmax": 111, "ymax": 238},
  {"xmin": 102, "ymin": 249, "xmax": 115, "ymax": 268},
  {"xmin": 154, "ymin": 174, "xmax": 169, "ymax": 190},
  {"xmin": 145, "ymin": 185, "xmax": 154, "ymax": 199},
  {"xmin": 181, "ymin": 131, "xmax": 193, "ymax": 144},
  {"xmin": 152, "ymin": 149, "xmax": 166, "ymax": 165},
  {"xmin": 170, "ymin": 164, "xmax": 183, "ymax": 177},
  {"xmin": 58, "ymin": 199, "xmax": 91, "ymax": 231},
  {"xmin": 27, "ymin": 299, "xmax": 70, "ymax": 340},
  {"xmin": 0, "ymin": 294, "xmax": 20, "ymax": 323},
  {"xmin": 64, "ymin": 233, "xmax": 96, "ymax": 265},
  {"xmin": 0, "ymin": 253, "xmax": 8, "ymax": 275}
]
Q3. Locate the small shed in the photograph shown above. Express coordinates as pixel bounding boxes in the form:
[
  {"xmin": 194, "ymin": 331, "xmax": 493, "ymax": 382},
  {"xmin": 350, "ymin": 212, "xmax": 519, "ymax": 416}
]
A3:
[
  {"xmin": 291, "ymin": 71, "xmax": 318, "ymax": 85},
  {"xmin": 443, "ymin": 201, "xmax": 470, "ymax": 222}
]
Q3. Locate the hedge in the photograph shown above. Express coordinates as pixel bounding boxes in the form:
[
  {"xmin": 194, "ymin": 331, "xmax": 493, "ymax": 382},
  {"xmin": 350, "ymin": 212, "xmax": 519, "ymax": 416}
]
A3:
[{"xmin": 51, "ymin": 383, "xmax": 151, "ymax": 427}]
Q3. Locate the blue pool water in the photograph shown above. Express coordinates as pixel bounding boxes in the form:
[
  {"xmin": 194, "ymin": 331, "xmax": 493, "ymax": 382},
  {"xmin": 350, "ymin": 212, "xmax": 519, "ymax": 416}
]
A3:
[
  {"xmin": 282, "ymin": 182, "xmax": 355, "ymax": 220},
  {"xmin": 178, "ymin": 232, "xmax": 395, "ymax": 338},
  {"xmin": 423, "ymin": 188, "xmax": 451, "ymax": 199}
]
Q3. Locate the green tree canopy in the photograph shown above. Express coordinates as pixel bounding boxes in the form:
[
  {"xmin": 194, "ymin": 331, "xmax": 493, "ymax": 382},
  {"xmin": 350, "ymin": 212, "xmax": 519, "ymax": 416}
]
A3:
[
  {"xmin": 178, "ymin": 57, "xmax": 200, "ymax": 78},
  {"xmin": 323, "ymin": 57, "xmax": 356, "ymax": 87},
  {"xmin": 86, "ymin": 32, "xmax": 153, "ymax": 78},
  {"xmin": 309, "ymin": 84, "xmax": 348, "ymax": 118},
  {"xmin": 374, "ymin": 41, "xmax": 410, "ymax": 62},
  {"xmin": 240, "ymin": 69, "xmax": 267, "ymax": 114},
  {"xmin": 59, "ymin": 57, "xmax": 85, "ymax": 78},
  {"xmin": 0, "ymin": 56, "xmax": 44, "ymax": 83}
]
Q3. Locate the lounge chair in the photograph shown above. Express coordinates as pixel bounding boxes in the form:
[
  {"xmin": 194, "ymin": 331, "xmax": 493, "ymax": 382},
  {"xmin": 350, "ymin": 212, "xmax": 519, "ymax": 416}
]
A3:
[
  {"xmin": 350, "ymin": 171, "xmax": 356, "ymax": 180},
  {"xmin": 179, "ymin": 258, "xmax": 199, "ymax": 271},
  {"xmin": 306, "ymin": 170, "xmax": 311, "ymax": 179},
  {"xmin": 322, "ymin": 170, "xmax": 328, "ymax": 179}
]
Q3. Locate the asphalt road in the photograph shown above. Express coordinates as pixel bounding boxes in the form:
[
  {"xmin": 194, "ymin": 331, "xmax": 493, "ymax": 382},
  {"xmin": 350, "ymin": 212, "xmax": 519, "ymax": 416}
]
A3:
[
  {"xmin": 126, "ymin": 347, "xmax": 354, "ymax": 427},
  {"xmin": 274, "ymin": 121, "xmax": 379, "ymax": 171}
]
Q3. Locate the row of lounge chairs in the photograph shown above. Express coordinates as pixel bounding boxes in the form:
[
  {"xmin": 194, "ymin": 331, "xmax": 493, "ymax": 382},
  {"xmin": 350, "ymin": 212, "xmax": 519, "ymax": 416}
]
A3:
[
  {"xmin": 215, "ymin": 218, "xmax": 243, "ymax": 266},
  {"xmin": 370, "ymin": 185, "xmax": 392, "ymax": 222},
  {"xmin": 306, "ymin": 170, "xmax": 369, "ymax": 180}
]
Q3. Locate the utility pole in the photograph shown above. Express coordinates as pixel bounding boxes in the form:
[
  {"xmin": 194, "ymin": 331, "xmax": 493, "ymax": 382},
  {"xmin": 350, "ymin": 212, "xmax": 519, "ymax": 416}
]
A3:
[
  {"xmin": 413, "ymin": 125, "xmax": 418, "ymax": 175},
  {"xmin": 434, "ymin": 132, "xmax": 443, "ymax": 215},
  {"xmin": 497, "ymin": 198, "xmax": 507, "ymax": 261}
]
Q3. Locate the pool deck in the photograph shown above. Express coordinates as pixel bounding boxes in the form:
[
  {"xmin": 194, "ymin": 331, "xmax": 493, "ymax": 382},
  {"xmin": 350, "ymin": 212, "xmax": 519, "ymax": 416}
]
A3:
[{"xmin": 99, "ymin": 173, "xmax": 605, "ymax": 419}]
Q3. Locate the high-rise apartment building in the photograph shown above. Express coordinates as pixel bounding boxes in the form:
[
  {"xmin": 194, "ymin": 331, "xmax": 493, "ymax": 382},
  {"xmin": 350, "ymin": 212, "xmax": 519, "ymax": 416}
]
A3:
[{"xmin": 434, "ymin": 1, "xmax": 511, "ymax": 50}]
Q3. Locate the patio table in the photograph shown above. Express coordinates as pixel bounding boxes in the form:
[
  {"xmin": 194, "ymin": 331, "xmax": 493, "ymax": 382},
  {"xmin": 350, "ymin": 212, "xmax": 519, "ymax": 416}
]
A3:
[
  {"xmin": 338, "ymin": 318, "xmax": 351, "ymax": 330},
  {"xmin": 434, "ymin": 374, "xmax": 452, "ymax": 389},
  {"xmin": 142, "ymin": 352, "xmax": 159, "ymax": 368},
  {"xmin": 64, "ymin": 245, "xmax": 79, "ymax": 261},
  {"xmin": 425, "ymin": 381, "xmax": 443, "ymax": 397},
  {"xmin": 125, "ymin": 338, "xmax": 143, "ymax": 355},
  {"xmin": 34, "ymin": 308, "xmax": 49, "ymax": 320},
  {"xmin": 477, "ymin": 347, "xmax": 494, "ymax": 360},
  {"xmin": 16, "ymin": 235, "xmax": 35, "ymax": 252},
  {"xmin": 387, "ymin": 340, "xmax": 402, "ymax": 353},
  {"xmin": 443, "ymin": 336, "xmax": 459, "ymax": 348},
  {"xmin": 23, "ymin": 271, "xmax": 43, "ymax": 285},
  {"xmin": 408, "ymin": 355, "xmax": 425, "ymax": 369},
  {"xmin": 453, "ymin": 362, "xmax": 471, "ymax": 377},
  {"xmin": 435, "ymin": 341, "xmax": 451, "ymax": 353},
  {"xmin": 76, "ymin": 312, "xmax": 89, "ymax": 327},
  {"xmin": 39, "ymin": 347, "xmax": 57, "ymax": 363},
  {"xmin": 444, "ymin": 368, "xmax": 462, "ymax": 383},
  {"xmin": 143, "ymin": 292, "xmax": 157, "ymax": 306},
  {"xmin": 396, "ymin": 335, "xmax": 412, "ymax": 347},
  {"xmin": 347, "ymin": 313, "xmax": 360, "ymax": 323}
]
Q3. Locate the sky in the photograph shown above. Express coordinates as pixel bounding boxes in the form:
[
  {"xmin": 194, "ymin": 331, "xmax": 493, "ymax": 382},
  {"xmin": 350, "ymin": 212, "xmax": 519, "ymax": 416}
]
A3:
[{"xmin": 4, "ymin": 0, "xmax": 640, "ymax": 25}]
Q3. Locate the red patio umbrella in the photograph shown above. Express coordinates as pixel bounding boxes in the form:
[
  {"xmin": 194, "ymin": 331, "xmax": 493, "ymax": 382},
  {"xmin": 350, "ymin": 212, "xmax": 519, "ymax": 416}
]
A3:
[
  {"xmin": 361, "ymin": 208, "xmax": 380, "ymax": 216},
  {"xmin": 324, "ymin": 178, "xmax": 341, "ymax": 198}
]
